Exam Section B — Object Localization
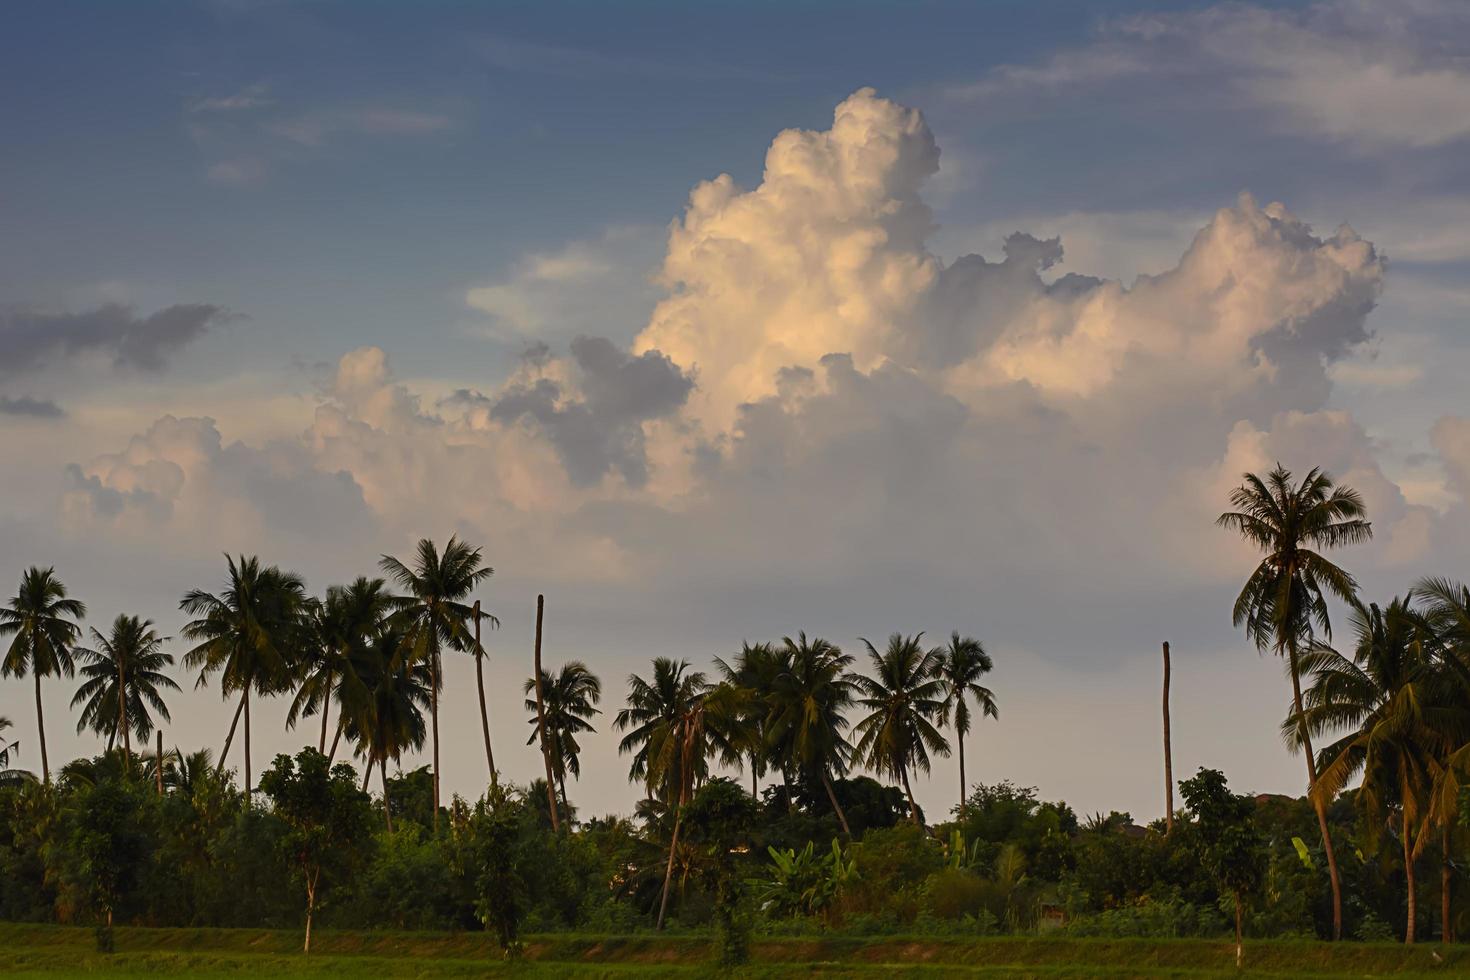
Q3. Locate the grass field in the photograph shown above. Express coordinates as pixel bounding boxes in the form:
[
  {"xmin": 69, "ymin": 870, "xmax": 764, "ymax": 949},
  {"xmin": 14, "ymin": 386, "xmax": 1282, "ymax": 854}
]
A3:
[{"xmin": 2, "ymin": 923, "xmax": 1466, "ymax": 977}]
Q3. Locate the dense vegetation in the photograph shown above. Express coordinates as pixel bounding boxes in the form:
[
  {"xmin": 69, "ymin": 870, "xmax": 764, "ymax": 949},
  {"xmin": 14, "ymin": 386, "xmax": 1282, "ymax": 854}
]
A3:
[{"xmin": 2, "ymin": 466, "xmax": 1469, "ymax": 965}]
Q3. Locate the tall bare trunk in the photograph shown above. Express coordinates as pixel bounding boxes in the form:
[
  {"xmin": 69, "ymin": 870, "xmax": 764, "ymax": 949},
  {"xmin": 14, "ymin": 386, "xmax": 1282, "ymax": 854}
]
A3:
[
  {"xmin": 304, "ymin": 871, "xmax": 317, "ymax": 955},
  {"xmin": 244, "ymin": 687, "xmax": 252, "ymax": 806},
  {"xmin": 901, "ymin": 766, "xmax": 920, "ymax": 825},
  {"xmin": 431, "ymin": 648, "xmax": 440, "ymax": 832},
  {"xmin": 821, "ymin": 769, "xmax": 853, "ymax": 837},
  {"xmin": 474, "ymin": 601, "xmax": 497, "ymax": 790},
  {"xmin": 382, "ymin": 757, "xmax": 393, "ymax": 833},
  {"xmin": 117, "ymin": 654, "xmax": 131, "ymax": 768},
  {"xmin": 1443, "ymin": 824, "xmax": 1454, "ymax": 943},
  {"xmin": 1290, "ymin": 647, "xmax": 1342, "ymax": 940},
  {"xmin": 1162, "ymin": 641, "xmax": 1174, "ymax": 835},
  {"xmin": 1404, "ymin": 805, "xmax": 1417, "ymax": 944},
  {"xmin": 35, "ymin": 673, "xmax": 49, "ymax": 785},
  {"xmin": 361, "ymin": 765, "xmax": 371, "ymax": 793},
  {"xmin": 532, "ymin": 595, "xmax": 559, "ymax": 833},
  {"xmin": 156, "ymin": 730, "xmax": 163, "ymax": 796},
  {"xmin": 957, "ymin": 726, "xmax": 967, "ymax": 818},
  {"xmin": 217, "ymin": 692, "xmax": 245, "ymax": 776},
  {"xmin": 1234, "ymin": 890, "xmax": 1244, "ymax": 968},
  {"xmin": 318, "ymin": 668, "xmax": 331, "ymax": 753},
  {"xmin": 656, "ymin": 789, "xmax": 685, "ymax": 930},
  {"xmin": 751, "ymin": 758, "xmax": 758, "ymax": 799},
  {"xmin": 327, "ymin": 724, "xmax": 342, "ymax": 764}
]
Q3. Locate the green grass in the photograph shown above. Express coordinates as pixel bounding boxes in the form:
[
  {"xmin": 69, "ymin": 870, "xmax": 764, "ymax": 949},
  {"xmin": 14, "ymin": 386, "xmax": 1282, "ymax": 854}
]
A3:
[{"xmin": 2, "ymin": 923, "xmax": 1466, "ymax": 977}]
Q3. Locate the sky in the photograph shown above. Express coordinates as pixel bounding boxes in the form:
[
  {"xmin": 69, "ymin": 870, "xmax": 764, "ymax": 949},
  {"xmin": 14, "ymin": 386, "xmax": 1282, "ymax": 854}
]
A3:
[{"xmin": 4, "ymin": 0, "xmax": 1470, "ymax": 824}]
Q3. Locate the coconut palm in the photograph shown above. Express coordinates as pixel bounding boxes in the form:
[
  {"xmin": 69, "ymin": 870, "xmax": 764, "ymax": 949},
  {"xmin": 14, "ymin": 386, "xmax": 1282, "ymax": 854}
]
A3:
[
  {"xmin": 930, "ymin": 632, "xmax": 997, "ymax": 816},
  {"xmin": 71, "ymin": 615, "xmax": 178, "ymax": 765},
  {"xmin": 339, "ymin": 627, "xmax": 431, "ymax": 832},
  {"xmin": 1292, "ymin": 597, "xmax": 1448, "ymax": 943},
  {"xmin": 849, "ymin": 633, "xmax": 951, "ymax": 825},
  {"xmin": 0, "ymin": 716, "xmax": 31, "ymax": 785},
  {"xmin": 180, "ymin": 555, "xmax": 308, "ymax": 803},
  {"xmin": 1217, "ymin": 464, "xmax": 1371, "ymax": 940},
  {"xmin": 615, "ymin": 658, "xmax": 709, "ymax": 802},
  {"xmin": 766, "ymin": 633, "xmax": 856, "ymax": 836},
  {"xmin": 523, "ymin": 661, "xmax": 601, "ymax": 813},
  {"xmin": 1, "ymin": 567, "xmax": 86, "ymax": 785},
  {"xmin": 714, "ymin": 641, "xmax": 789, "ymax": 798},
  {"xmin": 289, "ymin": 578, "xmax": 392, "ymax": 758},
  {"xmin": 379, "ymin": 536, "xmax": 492, "ymax": 829}
]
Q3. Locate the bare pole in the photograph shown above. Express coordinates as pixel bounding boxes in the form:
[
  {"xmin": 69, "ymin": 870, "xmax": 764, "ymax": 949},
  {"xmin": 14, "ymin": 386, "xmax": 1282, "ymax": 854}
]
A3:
[
  {"xmin": 1162, "ymin": 641, "xmax": 1174, "ymax": 835},
  {"xmin": 156, "ymin": 729, "xmax": 164, "ymax": 796},
  {"xmin": 474, "ymin": 600, "xmax": 498, "ymax": 790},
  {"xmin": 532, "ymin": 595, "xmax": 560, "ymax": 832}
]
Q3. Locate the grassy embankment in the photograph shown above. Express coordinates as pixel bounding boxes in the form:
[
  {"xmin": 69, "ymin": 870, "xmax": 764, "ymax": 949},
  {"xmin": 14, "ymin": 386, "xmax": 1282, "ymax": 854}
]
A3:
[{"xmin": 2, "ymin": 922, "xmax": 1465, "ymax": 977}]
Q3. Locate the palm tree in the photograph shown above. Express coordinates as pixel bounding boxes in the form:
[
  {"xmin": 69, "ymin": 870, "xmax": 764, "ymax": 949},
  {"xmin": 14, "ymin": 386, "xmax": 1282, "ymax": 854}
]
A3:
[
  {"xmin": 289, "ymin": 578, "xmax": 391, "ymax": 759},
  {"xmin": 339, "ymin": 628, "xmax": 431, "ymax": 832},
  {"xmin": 379, "ymin": 536, "xmax": 493, "ymax": 829},
  {"xmin": 71, "ymin": 615, "xmax": 178, "ymax": 765},
  {"xmin": 180, "ymin": 555, "xmax": 308, "ymax": 803},
  {"xmin": 523, "ymin": 661, "xmax": 601, "ymax": 813},
  {"xmin": 1, "ymin": 567, "xmax": 86, "ymax": 784},
  {"xmin": 1217, "ymin": 464, "xmax": 1371, "ymax": 940},
  {"xmin": 849, "ymin": 633, "xmax": 951, "ymax": 825},
  {"xmin": 615, "ymin": 658, "xmax": 710, "ymax": 802},
  {"xmin": 930, "ymin": 632, "xmax": 997, "ymax": 816},
  {"xmin": 0, "ymin": 716, "xmax": 31, "ymax": 785},
  {"xmin": 714, "ymin": 641, "xmax": 789, "ymax": 798},
  {"xmin": 1292, "ymin": 598, "xmax": 1447, "ymax": 943},
  {"xmin": 766, "ymin": 633, "xmax": 856, "ymax": 836}
]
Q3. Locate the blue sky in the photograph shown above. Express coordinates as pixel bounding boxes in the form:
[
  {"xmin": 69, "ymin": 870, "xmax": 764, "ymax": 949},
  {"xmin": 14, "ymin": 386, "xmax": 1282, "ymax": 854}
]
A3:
[{"xmin": 4, "ymin": 0, "xmax": 1470, "ymax": 822}]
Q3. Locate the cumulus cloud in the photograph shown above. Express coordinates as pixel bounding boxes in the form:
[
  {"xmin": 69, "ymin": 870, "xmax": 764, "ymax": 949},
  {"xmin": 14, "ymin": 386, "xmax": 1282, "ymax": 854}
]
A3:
[{"xmin": 0, "ymin": 303, "xmax": 228, "ymax": 376}]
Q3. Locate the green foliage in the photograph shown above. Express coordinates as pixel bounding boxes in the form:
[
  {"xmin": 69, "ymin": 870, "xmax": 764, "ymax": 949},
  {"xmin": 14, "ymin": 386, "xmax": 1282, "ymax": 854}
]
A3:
[{"xmin": 462, "ymin": 789, "xmax": 527, "ymax": 957}]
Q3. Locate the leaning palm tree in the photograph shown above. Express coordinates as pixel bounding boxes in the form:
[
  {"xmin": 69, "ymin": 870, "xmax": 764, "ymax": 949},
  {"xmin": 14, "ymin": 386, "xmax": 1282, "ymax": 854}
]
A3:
[
  {"xmin": 766, "ymin": 632, "xmax": 856, "ymax": 836},
  {"xmin": 1217, "ymin": 464, "xmax": 1371, "ymax": 940},
  {"xmin": 849, "ymin": 633, "xmax": 951, "ymax": 825},
  {"xmin": 930, "ymin": 632, "xmax": 997, "ymax": 816},
  {"xmin": 1, "ymin": 567, "xmax": 86, "ymax": 784},
  {"xmin": 71, "ymin": 615, "xmax": 178, "ymax": 765},
  {"xmin": 1292, "ymin": 598, "xmax": 1448, "ymax": 943},
  {"xmin": 523, "ymin": 661, "xmax": 601, "ymax": 813},
  {"xmin": 379, "ymin": 536, "xmax": 492, "ymax": 829},
  {"xmin": 289, "ymin": 578, "xmax": 392, "ymax": 758},
  {"xmin": 180, "ymin": 555, "xmax": 308, "ymax": 803},
  {"xmin": 339, "ymin": 627, "xmax": 431, "ymax": 832}
]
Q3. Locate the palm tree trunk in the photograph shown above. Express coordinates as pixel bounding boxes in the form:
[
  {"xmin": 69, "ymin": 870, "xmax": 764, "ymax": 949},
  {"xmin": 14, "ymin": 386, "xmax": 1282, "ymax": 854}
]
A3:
[
  {"xmin": 1443, "ymin": 824, "xmax": 1454, "ymax": 943},
  {"xmin": 381, "ymin": 757, "xmax": 393, "ymax": 833},
  {"xmin": 557, "ymin": 769, "xmax": 569, "ymax": 817},
  {"xmin": 304, "ymin": 871, "xmax": 316, "ymax": 955},
  {"xmin": 1404, "ymin": 808, "xmax": 1417, "ymax": 944},
  {"xmin": 1234, "ymin": 890, "xmax": 1244, "ymax": 968},
  {"xmin": 1162, "ymin": 641, "xmax": 1173, "ymax": 835},
  {"xmin": 532, "ymin": 595, "xmax": 559, "ymax": 833},
  {"xmin": 1289, "ymin": 651, "xmax": 1343, "ymax": 941},
  {"xmin": 327, "ymin": 724, "xmax": 342, "ymax": 764},
  {"xmin": 34, "ymin": 673, "xmax": 49, "ymax": 785},
  {"xmin": 217, "ymin": 692, "xmax": 245, "ymax": 776},
  {"xmin": 957, "ymin": 727, "xmax": 967, "ymax": 818},
  {"xmin": 474, "ymin": 601, "xmax": 497, "ymax": 790},
  {"xmin": 751, "ymin": 757, "xmax": 758, "ymax": 799},
  {"xmin": 156, "ymin": 730, "xmax": 164, "ymax": 796},
  {"xmin": 244, "ymin": 687, "xmax": 252, "ymax": 806},
  {"xmin": 318, "ymin": 668, "xmax": 331, "ymax": 753},
  {"xmin": 900, "ymin": 765, "xmax": 920, "ymax": 826},
  {"xmin": 117, "ymin": 654, "xmax": 131, "ymax": 769},
  {"xmin": 431, "ymin": 648, "xmax": 440, "ymax": 832},
  {"xmin": 361, "ymin": 765, "xmax": 371, "ymax": 793},
  {"xmin": 821, "ymin": 769, "xmax": 853, "ymax": 837},
  {"xmin": 656, "ymin": 790, "xmax": 685, "ymax": 930}
]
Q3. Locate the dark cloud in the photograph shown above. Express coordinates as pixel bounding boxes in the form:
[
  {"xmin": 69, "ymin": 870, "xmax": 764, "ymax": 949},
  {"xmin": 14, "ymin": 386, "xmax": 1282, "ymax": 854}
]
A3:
[
  {"xmin": 0, "ymin": 303, "xmax": 230, "ymax": 376},
  {"xmin": 0, "ymin": 396, "xmax": 64, "ymax": 418},
  {"xmin": 490, "ymin": 336, "xmax": 693, "ymax": 487}
]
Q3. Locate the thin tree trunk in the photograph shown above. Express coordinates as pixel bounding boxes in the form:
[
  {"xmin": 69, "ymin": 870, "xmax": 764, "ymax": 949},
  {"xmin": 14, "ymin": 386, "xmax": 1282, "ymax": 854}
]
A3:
[
  {"xmin": 1405, "ymin": 807, "xmax": 1417, "ymax": 944},
  {"xmin": 1234, "ymin": 890, "xmax": 1244, "ymax": 968},
  {"xmin": 821, "ymin": 769, "xmax": 853, "ymax": 837},
  {"xmin": 304, "ymin": 871, "xmax": 316, "ymax": 955},
  {"xmin": 431, "ymin": 647, "xmax": 440, "ymax": 832},
  {"xmin": 217, "ymin": 692, "xmax": 246, "ymax": 776},
  {"xmin": 318, "ymin": 668, "xmax": 331, "ymax": 753},
  {"xmin": 34, "ymin": 673, "xmax": 49, "ymax": 785},
  {"xmin": 958, "ymin": 726, "xmax": 967, "ymax": 818},
  {"xmin": 751, "ymin": 758, "xmax": 758, "ymax": 799},
  {"xmin": 532, "ymin": 595, "xmax": 559, "ymax": 832},
  {"xmin": 328, "ymin": 724, "xmax": 343, "ymax": 764},
  {"xmin": 656, "ymin": 791, "xmax": 685, "ymax": 930},
  {"xmin": 382, "ymin": 757, "xmax": 393, "ymax": 833},
  {"xmin": 558, "ymin": 769, "xmax": 570, "ymax": 818},
  {"xmin": 901, "ymin": 765, "xmax": 920, "ymax": 826},
  {"xmin": 361, "ymin": 765, "xmax": 371, "ymax": 793},
  {"xmin": 244, "ymin": 687, "xmax": 252, "ymax": 806},
  {"xmin": 474, "ymin": 601, "xmax": 497, "ymax": 790},
  {"xmin": 1290, "ymin": 649, "xmax": 1343, "ymax": 940},
  {"xmin": 1162, "ymin": 641, "xmax": 1174, "ymax": 835},
  {"xmin": 118, "ymin": 653, "xmax": 131, "ymax": 769},
  {"xmin": 156, "ymin": 730, "xmax": 164, "ymax": 795},
  {"xmin": 1443, "ymin": 824, "xmax": 1454, "ymax": 943}
]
